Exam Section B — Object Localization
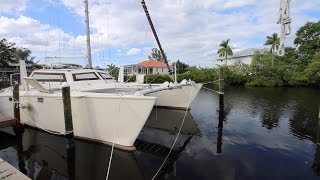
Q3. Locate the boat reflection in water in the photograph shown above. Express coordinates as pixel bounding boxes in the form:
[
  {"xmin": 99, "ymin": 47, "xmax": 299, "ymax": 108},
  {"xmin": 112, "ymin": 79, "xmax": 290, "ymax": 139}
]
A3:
[
  {"xmin": 0, "ymin": 108, "xmax": 201, "ymax": 180},
  {"xmin": 10, "ymin": 127, "xmax": 144, "ymax": 180},
  {"xmin": 134, "ymin": 108, "xmax": 201, "ymax": 179}
]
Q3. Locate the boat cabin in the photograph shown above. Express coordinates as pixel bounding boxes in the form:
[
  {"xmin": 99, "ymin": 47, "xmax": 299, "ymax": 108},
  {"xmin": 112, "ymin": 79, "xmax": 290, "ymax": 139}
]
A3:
[
  {"xmin": 30, "ymin": 69, "xmax": 115, "ymax": 83},
  {"xmin": 25, "ymin": 69, "xmax": 116, "ymax": 92}
]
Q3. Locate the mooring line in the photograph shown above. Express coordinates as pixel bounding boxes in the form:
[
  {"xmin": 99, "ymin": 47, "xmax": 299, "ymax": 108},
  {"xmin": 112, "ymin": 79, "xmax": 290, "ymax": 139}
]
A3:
[
  {"xmin": 151, "ymin": 83, "xmax": 195, "ymax": 180},
  {"xmin": 201, "ymin": 86, "xmax": 220, "ymax": 94}
]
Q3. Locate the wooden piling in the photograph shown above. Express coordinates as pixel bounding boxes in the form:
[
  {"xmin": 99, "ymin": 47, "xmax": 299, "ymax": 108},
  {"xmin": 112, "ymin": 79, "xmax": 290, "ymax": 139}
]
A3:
[
  {"xmin": 66, "ymin": 138, "xmax": 75, "ymax": 180},
  {"xmin": 62, "ymin": 84, "xmax": 74, "ymax": 137},
  {"xmin": 218, "ymin": 67, "xmax": 224, "ymax": 95},
  {"xmin": 217, "ymin": 66, "xmax": 224, "ymax": 153},
  {"xmin": 217, "ymin": 92, "xmax": 224, "ymax": 154},
  {"xmin": 317, "ymin": 106, "xmax": 320, "ymax": 143},
  {"xmin": 13, "ymin": 82, "xmax": 20, "ymax": 122}
]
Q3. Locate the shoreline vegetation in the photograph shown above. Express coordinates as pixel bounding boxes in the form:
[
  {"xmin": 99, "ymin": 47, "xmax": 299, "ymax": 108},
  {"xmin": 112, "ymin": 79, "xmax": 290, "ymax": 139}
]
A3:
[
  {"xmin": 128, "ymin": 21, "xmax": 320, "ymax": 88},
  {"xmin": 1, "ymin": 21, "xmax": 319, "ymax": 89}
]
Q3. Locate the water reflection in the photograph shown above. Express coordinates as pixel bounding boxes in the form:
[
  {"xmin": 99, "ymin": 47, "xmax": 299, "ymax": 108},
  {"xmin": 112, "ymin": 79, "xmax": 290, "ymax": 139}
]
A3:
[
  {"xmin": 0, "ymin": 87, "xmax": 320, "ymax": 179},
  {"xmin": 312, "ymin": 110, "xmax": 320, "ymax": 175},
  {"xmin": 135, "ymin": 108, "xmax": 201, "ymax": 179},
  {"xmin": 217, "ymin": 95, "xmax": 224, "ymax": 154},
  {"xmin": 0, "ymin": 127, "xmax": 145, "ymax": 180}
]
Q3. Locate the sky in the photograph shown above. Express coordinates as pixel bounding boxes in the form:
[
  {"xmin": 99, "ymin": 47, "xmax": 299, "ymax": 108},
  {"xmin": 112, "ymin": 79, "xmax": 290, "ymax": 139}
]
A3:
[{"xmin": 0, "ymin": 0, "xmax": 319, "ymax": 68}]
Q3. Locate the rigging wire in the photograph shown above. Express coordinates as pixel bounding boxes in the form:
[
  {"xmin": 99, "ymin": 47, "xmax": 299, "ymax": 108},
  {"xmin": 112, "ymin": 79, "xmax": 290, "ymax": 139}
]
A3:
[{"xmin": 152, "ymin": 83, "xmax": 195, "ymax": 180}]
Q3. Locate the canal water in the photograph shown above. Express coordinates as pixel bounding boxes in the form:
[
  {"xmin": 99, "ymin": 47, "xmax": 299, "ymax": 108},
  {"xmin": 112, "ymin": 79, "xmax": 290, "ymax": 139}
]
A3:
[{"xmin": 0, "ymin": 87, "xmax": 320, "ymax": 180}]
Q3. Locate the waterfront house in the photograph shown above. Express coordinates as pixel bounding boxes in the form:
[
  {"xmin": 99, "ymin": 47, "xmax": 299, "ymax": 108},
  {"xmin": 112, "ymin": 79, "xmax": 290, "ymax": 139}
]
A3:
[
  {"xmin": 217, "ymin": 48, "xmax": 268, "ymax": 65},
  {"xmin": 123, "ymin": 59, "xmax": 173, "ymax": 75}
]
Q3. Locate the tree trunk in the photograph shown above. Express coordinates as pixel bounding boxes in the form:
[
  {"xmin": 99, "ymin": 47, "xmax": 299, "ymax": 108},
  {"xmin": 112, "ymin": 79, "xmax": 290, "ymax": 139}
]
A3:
[{"xmin": 225, "ymin": 54, "xmax": 227, "ymax": 66}]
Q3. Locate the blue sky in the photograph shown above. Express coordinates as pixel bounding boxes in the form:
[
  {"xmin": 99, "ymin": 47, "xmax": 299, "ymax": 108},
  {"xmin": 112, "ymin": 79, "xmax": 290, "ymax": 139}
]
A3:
[{"xmin": 0, "ymin": 0, "xmax": 319, "ymax": 68}]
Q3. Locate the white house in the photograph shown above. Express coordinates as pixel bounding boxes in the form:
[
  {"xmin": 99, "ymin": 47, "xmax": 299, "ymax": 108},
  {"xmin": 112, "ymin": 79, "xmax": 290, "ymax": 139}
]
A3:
[
  {"xmin": 217, "ymin": 48, "xmax": 268, "ymax": 65},
  {"xmin": 123, "ymin": 59, "xmax": 173, "ymax": 75}
]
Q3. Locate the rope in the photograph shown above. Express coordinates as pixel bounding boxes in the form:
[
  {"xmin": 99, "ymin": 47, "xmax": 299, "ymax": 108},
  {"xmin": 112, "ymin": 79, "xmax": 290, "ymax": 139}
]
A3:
[
  {"xmin": 202, "ymin": 80, "xmax": 219, "ymax": 85},
  {"xmin": 105, "ymin": 93, "xmax": 121, "ymax": 180},
  {"xmin": 20, "ymin": 108, "xmax": 74, "ymax": 135},
  {"xmin": 11, "ymin": 97, "xmax": 73, "ymax": 136},
  {"xmin": 201, "ymin": 86, "xmax": 220, "ymax": 94},
  {"xmin": 151, "ymin": 83, "xmax": 195, "ymax": 180}
]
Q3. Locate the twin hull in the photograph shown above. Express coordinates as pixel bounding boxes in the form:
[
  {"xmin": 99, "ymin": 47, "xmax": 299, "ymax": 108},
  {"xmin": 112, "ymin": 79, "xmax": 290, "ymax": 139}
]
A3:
[
  {"xmin": 0, "ymin": 91, "xmax": 156, "ymax": 150},
  {"xmin": 0, "ymin": 83, "xmax": 201, "ymax": 149},
  {"xmin": 147, "ymin": 83, "xmax": 202, "ymax": 109}
]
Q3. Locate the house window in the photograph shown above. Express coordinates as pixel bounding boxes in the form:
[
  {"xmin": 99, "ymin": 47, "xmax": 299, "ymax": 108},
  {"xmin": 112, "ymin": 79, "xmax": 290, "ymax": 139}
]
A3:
[{"xmin": 162, "ymin": 68, "xmax": 163, "ymax": 72}]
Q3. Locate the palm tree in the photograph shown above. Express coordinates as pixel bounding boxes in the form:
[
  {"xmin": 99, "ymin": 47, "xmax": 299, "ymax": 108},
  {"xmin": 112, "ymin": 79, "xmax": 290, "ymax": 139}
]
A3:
[
  {"xmin": 217, "ymin": 39, "xmax": 233, "ymax": 66},
  {"xmin": 148, "ymin": 48, "xmax": 166, "ymax": 62},
  {"xmin": 106, "ymin": 63, "xmax": 119, "ymax": 77},
  {"xmin": 264, "ymin": 33, "xmax": 280, "ymax": 54}
]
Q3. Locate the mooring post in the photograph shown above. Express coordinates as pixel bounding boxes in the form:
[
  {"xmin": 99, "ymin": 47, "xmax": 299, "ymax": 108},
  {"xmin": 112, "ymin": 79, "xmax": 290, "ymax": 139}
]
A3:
[
  {"xmin": 218, "ymin": 66, "xmax": 224, "ymax": 95},
  {"xmin": 66, "ymin": 138, "xmax": 75, "ymax": 180},
  {"xmin": 218, "ymin": 66, "xmax": 224, "ymax": 110},
  {"xmin": 217, "ymin": 66, "xmax": 224, "ymax": 153},
  {"xmin": 63, "ymin": 83, "xmax": 75, "ymax": 180},
  {"xmin": 13, "ymin": 82, "xmax": 20, "ymax": 122},
  {"xmin": 62, "ymin": 84, "xmax": 74, "ymax": 138},
  {"xmin": 317, "ymin": 105, "xmax": 320, "ymax": 143},
  {"xmin": 217, "ymin": 90, "xmax": 224, "ymax": 154}
]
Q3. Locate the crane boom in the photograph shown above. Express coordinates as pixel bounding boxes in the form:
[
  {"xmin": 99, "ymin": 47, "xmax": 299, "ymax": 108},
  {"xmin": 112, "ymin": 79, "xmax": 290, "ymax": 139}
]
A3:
[{"xmin": 277, "ymin": 0, "xmax": 291, "ymax": 56}]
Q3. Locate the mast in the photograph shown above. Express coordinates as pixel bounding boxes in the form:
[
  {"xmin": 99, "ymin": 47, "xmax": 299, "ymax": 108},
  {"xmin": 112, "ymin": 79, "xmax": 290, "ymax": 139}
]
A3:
[
  {"xmin": 84, "ymin": 0, "xmax": 93, "ymax": 68},
  {"xmin": 141, "ymin": 0, "xmax": 172, "ymax": 73}
]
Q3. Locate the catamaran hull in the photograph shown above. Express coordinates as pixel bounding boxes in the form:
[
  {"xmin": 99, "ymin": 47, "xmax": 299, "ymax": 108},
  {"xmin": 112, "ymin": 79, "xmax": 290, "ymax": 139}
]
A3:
[
  {"xmin": 147, "ymin": 83, "xmax": 202, "ymax": 110},
  {"xmin": 0, "ymin": 92, "xmax": 156, "ymax": 150}
]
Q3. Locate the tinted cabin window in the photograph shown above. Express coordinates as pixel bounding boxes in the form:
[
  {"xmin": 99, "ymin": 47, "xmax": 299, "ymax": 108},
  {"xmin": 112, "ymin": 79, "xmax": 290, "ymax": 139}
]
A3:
[
  {"xmin": 73, "ymin": 72, "xmax": 99, "ymax": 81},
  {"xmin": 32, "ymin": 73, "xmax": 66, "ymax": 82},
  {"xmin": 98, "ymin": 72, "xmax": 113, "ymax": 80}
]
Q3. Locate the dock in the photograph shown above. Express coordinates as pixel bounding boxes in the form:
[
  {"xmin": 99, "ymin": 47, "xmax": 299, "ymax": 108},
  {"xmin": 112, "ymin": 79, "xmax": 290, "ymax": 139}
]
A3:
[
  {"xmin": 0, "ymin": 114, "xmax": 16, "ymax": 128},
  {"xmin": 0, "ymin": 157, "xmax": 30, "ymax": 180}
]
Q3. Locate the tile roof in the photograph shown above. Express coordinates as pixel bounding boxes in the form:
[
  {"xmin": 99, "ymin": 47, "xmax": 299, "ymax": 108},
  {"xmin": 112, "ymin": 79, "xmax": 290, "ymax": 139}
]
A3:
[{"xmin": 138, "ymin": 59, "xmax": 169, "ymax": 68}]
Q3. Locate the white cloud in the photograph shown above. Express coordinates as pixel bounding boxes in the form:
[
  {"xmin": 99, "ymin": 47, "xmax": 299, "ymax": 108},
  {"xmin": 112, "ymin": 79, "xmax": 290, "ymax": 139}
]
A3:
[
  {"xmin": 0, "ymin": 15, "xmax": 86, "ymax": 61},
  {"xmin": 126, "ymin": 48, "xmax": 141, "ymax": 56},
  {"xmin": 0, "ymin": 0, "xmax": 27, "ymax": 14},
  {"xmin": 61, "ymin": 0, "xmax": 320, "ymax": 66},
  {"xmin": 1, "ymin": 0, "xmax": 320, "ymax": 66}
]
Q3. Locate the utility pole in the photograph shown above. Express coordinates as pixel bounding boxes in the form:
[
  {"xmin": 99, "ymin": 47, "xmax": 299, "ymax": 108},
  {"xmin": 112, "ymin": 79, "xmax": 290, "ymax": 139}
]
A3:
[{"xmin": 84, "ymin": 0, "xmax": 93, "ymax": 68}]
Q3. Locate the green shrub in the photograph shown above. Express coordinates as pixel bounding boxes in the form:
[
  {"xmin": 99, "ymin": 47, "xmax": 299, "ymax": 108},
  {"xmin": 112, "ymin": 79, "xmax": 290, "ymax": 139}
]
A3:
[
  {"xmin": 144, "ymin": 74, "xmax": 173, "ymax": 83},
  {"xmin": 124, "ymin": 75, "xmax": 136, "ymax": 82}
]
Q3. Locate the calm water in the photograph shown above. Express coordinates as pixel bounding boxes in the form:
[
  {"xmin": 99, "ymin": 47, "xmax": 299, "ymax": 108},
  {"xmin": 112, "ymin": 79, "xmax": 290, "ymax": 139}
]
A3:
[{"xmin": 0, "ymin": 87, "xmax": 320, "ymax": 180}]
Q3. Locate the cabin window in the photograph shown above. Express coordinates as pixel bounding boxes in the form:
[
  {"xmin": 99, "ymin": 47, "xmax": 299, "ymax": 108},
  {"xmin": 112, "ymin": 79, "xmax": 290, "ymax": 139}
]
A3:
[
  {"xmin": 73, "ymin": 72, "xmax": 99, "ymax": 81},
  {"xmin": 32, "ymin": 73, "xmax": 66, "ymax": 82},
  {"xmin": 98, "ymin": 72, "xmax": 113, "ymax": 80}
]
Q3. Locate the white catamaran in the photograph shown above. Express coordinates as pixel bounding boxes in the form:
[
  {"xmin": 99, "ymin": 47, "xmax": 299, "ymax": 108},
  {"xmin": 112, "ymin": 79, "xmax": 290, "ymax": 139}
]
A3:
[{"xmin": 0, "ymin": 0, "xmax": 202, "ymax": 150}]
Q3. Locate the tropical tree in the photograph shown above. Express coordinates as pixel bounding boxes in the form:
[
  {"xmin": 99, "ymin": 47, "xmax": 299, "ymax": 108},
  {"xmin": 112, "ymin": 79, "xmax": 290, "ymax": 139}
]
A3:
[
  {"xmin": 217, "ymin": 39, "xmax": 233, "ymax": 66},
  {"xmin": 15, "ymin": 48, "xmax": 35, "ymax": 62},
  {"xmin": 294, "ymin": 21, "xmax": 320, "ymax": 66},
  {"xmin": 264, "ymin": 33, "xmax": 280, "ymax": 54},
  {"xmin": 107, "ymin": 63, "xmax": 119, "ymax": 77},
  {"xmin": 0, "ymin": 39, "xmax": 16, "ymax": 67},
  {"xmin": 174, "ymin": 60, "xmax": 189, "ymax": 74},
  {"xmin": 148, "ymin": 48, "xmax": 166, "ymax": 62}
]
